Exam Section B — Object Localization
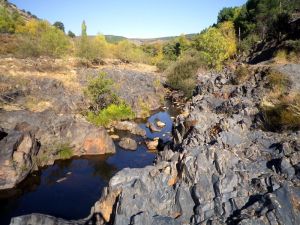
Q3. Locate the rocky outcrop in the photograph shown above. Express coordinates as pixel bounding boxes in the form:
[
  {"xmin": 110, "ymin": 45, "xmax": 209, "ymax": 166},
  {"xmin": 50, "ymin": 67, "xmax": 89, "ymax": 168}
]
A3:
[
  {"xmin": 0, "ymin": 129, "xmax": 39, "ymax": 190},
  {"xmin": 89, "ymin": 66, "xmax": 300, "ymax": 225},
  {"xmin": 77, "ymin": 68, "xmax": 165, "ymax": 118},
  {"xmin": 9, "ymin": 65, "xmax": 300, "ymax": 225},
  {"xmin": 0, "ymin": 110, "xmax": 115, "ymax": 159}
]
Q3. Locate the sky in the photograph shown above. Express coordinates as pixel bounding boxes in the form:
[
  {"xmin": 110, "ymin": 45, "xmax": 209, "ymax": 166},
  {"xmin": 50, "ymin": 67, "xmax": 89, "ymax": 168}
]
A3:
[{"xmin": 10, "ymin": 0, "xmax": 246, "ymax": 38}]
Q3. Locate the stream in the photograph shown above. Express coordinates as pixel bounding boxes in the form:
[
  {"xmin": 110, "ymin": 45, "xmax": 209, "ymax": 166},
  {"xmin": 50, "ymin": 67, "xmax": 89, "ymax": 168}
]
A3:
[{"xmin": 0, "ymin": 100, "xmax": 180, "ymax": 225}]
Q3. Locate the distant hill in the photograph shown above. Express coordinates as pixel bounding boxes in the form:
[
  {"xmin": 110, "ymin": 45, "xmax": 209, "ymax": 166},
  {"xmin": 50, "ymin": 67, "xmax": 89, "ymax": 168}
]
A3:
[
  {"xmin": 104, "ymin": 35, "xmax": 127, "ymax": 43},
  {"xmin": 0, "ymin": 0, "xmax": 38, "ymax": 22},
  {"xmin": 104, "ymin": 33, "xmax": 198, "ymax": 45}
]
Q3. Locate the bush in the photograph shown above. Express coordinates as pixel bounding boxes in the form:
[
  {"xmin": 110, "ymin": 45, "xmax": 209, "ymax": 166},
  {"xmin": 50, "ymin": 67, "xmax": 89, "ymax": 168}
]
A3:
[
  {"xmin": 57, "ymin": 144, "xmax": 73, "ymax": 159},
  {"xmin": 267, "ymin": 70, "xmax": 290, "ymax": 94},
  {"xmin": 17, "ymin": 20, "xmax": 70, "ymax": 57},
  {"xmin": 239, "ymin": 34, "xmax": 260, "ymax": 55},
  {"xmin": 114, "ymin": 40, "xmax": 149, "ymax": 63},
  {"xmin": 84, "ymin": 72, "xmax": 119, "ymax": 111},
  {"xmin": 156, "ymin": 59, "xmax": 171, "ymax": 72},
  {"xmin": 87, "ymin": 103, "xmax": 135, "ymax": 126},
  {"xmin": 166, "ymin": 55, "xmax": 201, "ymax": 98}
]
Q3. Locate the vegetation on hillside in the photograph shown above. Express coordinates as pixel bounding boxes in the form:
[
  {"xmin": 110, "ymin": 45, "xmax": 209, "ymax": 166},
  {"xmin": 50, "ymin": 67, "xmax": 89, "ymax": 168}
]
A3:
[
  {"xmin": 0, "ymin": 0, "xmax": 299, "ymax": 102},
  {"xmin": 85, "ymin": 73, "xmax": 135, "ymax": 126}
]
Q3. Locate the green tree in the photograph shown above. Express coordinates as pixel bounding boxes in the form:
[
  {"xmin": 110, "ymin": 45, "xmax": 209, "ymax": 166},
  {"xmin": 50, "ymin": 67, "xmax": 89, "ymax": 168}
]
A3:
[
  {"xmin": 217, "ymin": 7, "xmax": 241, "ymax": 23},
  {"xmin": 194, "ymin": 25, "xmax": 236, "ymax": 70},
  {"xmin": 53, "ymin": 21, "xmax": 65, "ymax": 33},
  {"xmin": 0, "ymin": 7, "xmax": 23, "ymax": 33},
  {"xmin": 67, "ymin": 30, "xmax": 75, "ymax": 38},
  {"xmin": 81, "ymin": 20, "xmax": 87, "ymax": 37}
]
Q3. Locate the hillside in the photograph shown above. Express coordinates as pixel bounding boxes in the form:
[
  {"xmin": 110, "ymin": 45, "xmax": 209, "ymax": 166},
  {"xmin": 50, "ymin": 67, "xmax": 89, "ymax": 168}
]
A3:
[{"xmin": 0, "ymin": 0, "xmax": 37, "ymax": 22}]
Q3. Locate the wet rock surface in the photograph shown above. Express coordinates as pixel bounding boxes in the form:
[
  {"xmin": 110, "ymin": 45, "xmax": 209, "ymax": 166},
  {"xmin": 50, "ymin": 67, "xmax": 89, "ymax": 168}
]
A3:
[{"xmin": 9, "ymin": 65, "xmax": 300, "ymax": 225}]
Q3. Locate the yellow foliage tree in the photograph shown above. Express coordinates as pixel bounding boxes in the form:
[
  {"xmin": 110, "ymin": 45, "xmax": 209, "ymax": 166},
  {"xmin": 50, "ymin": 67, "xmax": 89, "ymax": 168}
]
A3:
[
  {"xmin": 217, "ymin": 21, "xmax": 237, "ymax": 57},
  {"xmin": 194, "ymin": 23, "xmax": 237, "ymax": 70},
  {"xmin": 17, "ymin": 20, "xmax": 70, "ymax": 57}
]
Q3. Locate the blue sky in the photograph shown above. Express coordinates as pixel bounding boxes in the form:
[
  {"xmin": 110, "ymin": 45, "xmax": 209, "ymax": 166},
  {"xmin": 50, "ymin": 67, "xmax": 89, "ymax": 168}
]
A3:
[{"xmin": 10, "ymin": 0, "xmax": 246, "ymax": 38}]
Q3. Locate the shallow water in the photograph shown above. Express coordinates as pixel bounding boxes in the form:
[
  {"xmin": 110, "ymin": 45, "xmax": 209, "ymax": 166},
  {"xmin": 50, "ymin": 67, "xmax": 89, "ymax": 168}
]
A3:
[{"xmin": 0, "ymin": 100, "xmax": 180, "ymax": 225}]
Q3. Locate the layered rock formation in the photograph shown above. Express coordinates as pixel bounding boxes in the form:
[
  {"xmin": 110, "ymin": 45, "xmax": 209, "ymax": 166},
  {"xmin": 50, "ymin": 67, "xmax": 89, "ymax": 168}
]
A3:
[
  {"xmin": 0, "ymin": 129, "xmax": 39, "ymax": 190},
  {"xmin": 10, "ymin": 65, "xmax": 300, "ymax": 225}
]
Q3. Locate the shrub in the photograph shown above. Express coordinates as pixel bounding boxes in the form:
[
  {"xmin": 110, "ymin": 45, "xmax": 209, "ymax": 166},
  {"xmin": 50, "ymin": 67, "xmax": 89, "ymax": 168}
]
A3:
[
  {"xmin": 57, "ymin": 144, "xmax": 73, "ymax": 159},
  {"xmin": 166, "ymin": 55, "xmax": 201, "ymax": 98},
  {"xmin": 114, "ymin": 40, "xmax": 149, "ymax": 63},
  {"xmin": 267, "ymin": 70, "xmax": 290, "ymax": 94},
  {"xmin": 274, "ymin": 49, "xmax": 288, "ymax": 64},
  {"xmin": 87, "ymin": 103, "xmax": 135, "ymax": 126},
  {"xmin": 156, "ymin": 59, "xmax": 171, "ymax": 72},
  {"xmin": 84, "ymin": 72, "xmax": 119, "ymax": 111},
  {"xmin": 239, "ymin": 34, "xmax": 260, "ymax": 55}
]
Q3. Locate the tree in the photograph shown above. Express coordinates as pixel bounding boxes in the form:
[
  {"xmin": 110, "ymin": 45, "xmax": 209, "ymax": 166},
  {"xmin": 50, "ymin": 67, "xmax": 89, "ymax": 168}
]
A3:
[
  {"xmin": 68, "ymin": 30, "xmax": 75, "ymax": 38},
  {"xmin": 81, "ymin": 20, "xmax": 87, "ymax": 37},
  {"xmin": 0, "ymin": 7, "xmax": 24, "ymax": 33},
  {"xmin": 53, "ymin": 21, "xmax": 65, "ymax": 33},
  {"xmin": 17, "ymin": 20, "xmax": 70, "ymax": 57},
  {"xmin": 217, "ymin": 7, "xmax": 241, "ymax": 23},
  {"xmin": 194, "ymin": 25, "xmax": 236, "ymax": 70}
]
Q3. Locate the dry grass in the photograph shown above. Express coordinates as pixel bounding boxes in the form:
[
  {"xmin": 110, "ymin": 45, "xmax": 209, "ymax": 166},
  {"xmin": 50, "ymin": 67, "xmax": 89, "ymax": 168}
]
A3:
[
  {"xmin": 232, "ymin": 65, "xmax": 251, "ymax": 85},
  {"xmin": 0, "ymin": 58, "xmax": 81, "ymax": 92},
  {"xmin": 24, "ymin": 96, "xmax": 52, "ymax": 112},
  {"xmin": 274, "ymin": 49, "xmax": 300, "ymax": 64},
  {"xmin": 261, "ymin": 69, "xmax": 300, "ymax": 131}
]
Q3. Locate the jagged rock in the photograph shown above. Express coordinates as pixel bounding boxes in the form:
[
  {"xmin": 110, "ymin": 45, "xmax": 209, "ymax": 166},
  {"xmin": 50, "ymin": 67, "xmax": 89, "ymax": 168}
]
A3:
[
  {"xmin": 0, "ymin": 129, "xmax": 39, "ymax": 190},
  {"xmin": 9, "ymin": 213, "xmax": 86, "ymax": 225},
  {"xmin": 118, "ymin": 137, "xmax": 137, "ymax": 151}
]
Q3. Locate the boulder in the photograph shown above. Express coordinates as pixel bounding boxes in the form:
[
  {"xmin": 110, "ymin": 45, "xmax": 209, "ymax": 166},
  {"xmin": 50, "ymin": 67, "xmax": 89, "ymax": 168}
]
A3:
[
  {"xmin": 146, "ymin": 139, "xmax": 159, "ymax": 150},
  {"xmin": 112, "ymin": 121, "xmax": 146, "ymax": 136},
  {"xmin": 118, "ymin": 138, "xmax": 137, "ymax": 151},
  {"xmin": 0, "ymin": 130, "xmax": 39, "ymax": 190},
  {"xmin": 0, "ymin": 110, "xmax": 116, "ymax": 157},
  {"xmin": 156, "ymin": 120, "xmax": 166, "ymax": 128}
]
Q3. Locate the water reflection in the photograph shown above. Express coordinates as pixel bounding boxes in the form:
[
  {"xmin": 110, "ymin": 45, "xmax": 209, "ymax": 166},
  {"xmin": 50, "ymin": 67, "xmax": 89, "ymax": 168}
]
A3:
[{"xmin": 0, "ymin": 100, "xmax": 179, "ymax": 225}]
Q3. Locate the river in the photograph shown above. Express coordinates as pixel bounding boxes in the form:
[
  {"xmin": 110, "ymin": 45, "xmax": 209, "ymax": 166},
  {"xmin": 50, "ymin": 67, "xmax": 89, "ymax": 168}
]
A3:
[{"xmin": 0, "ymin": 100, "xmax": 180, "ymax": 225}]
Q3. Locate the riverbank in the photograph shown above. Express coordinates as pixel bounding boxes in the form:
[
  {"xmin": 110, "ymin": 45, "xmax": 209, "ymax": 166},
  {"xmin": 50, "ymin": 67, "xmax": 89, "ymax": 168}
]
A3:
[
  {"xmin": 0, "ymin": 57, "xmax": 166, "ymax": 191},
  {"xmin": 0, "ymin": 98, "xmax": 180, "ymax": 225}
]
